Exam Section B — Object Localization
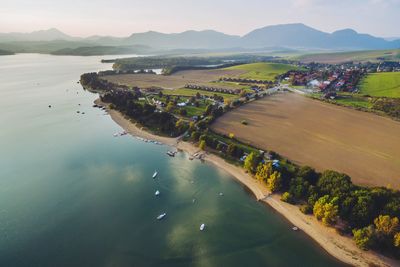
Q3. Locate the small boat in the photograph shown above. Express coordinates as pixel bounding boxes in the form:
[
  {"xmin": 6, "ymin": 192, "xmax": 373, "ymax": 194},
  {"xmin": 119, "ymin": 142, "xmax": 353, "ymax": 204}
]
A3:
[
  {"xmin": 219, "ymin": 192, "xmax": 224, "ymax": 196},
  {"xmin": 166, "ymin": 151, "xmax": 175, "ymax": 157},
  {"xmin": 157, "ymin": 213, "xmax": 166, "ymax": 220},
  {"xmin": 200, "ymin": 223, "xmax": 205, "ymax": 231},
  {"xmin": 152, "ymin": 171, "xmax": 158, "ymax": 178},
  {"xmin": 155, "ymin": 190, "xmax": 160, "ymax": 196},
  {"xmin": 113, "ymin": 133, "xmax": 118, "ymax": 137},
  {"xmin": 292, "ymin": 226, "xmax": 299, "ymax": 231}
]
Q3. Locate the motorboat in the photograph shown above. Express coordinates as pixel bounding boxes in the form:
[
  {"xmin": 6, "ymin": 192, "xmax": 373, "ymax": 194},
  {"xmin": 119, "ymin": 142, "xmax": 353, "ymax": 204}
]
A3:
[
  {"xmin": 157, "ymin": 213, "xmax": 166, "ymax": 220},
  {"xmin": 200, "ymin": 223, "xmax": 205, "ymax": 231},
  {"xmin": 152, "ymin": 171, "xmax": 158, "ymax": 178},
  {"xmin": 155, "ymin": 190, "xmax": 160, "ymax": 196}
]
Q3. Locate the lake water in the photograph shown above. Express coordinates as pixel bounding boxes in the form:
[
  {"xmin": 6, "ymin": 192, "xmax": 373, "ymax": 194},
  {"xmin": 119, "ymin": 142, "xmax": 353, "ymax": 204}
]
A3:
[{"xmin": 0, "ymin": 54, "xmax": 345, "ymax": 267}]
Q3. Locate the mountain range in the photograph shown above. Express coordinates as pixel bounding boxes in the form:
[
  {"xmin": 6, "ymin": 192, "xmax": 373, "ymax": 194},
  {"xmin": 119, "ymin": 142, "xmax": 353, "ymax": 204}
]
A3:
[{"xmin": 0, "ymin": 24, "xmax": 399, "ymax": 55}]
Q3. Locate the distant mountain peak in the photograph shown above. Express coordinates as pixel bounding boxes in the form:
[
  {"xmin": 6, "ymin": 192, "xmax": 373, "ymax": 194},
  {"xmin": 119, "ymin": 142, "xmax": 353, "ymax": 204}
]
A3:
[{"xmin": 332, "ymin": 28, "xmax": 358, "ymax": 35}]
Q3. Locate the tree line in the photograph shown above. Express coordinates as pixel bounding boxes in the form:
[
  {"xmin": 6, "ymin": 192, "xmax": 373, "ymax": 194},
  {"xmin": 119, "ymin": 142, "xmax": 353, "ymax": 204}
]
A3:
[{"xmin": 242, "ymin": 152, "xmax": 400, "ymax": 257}]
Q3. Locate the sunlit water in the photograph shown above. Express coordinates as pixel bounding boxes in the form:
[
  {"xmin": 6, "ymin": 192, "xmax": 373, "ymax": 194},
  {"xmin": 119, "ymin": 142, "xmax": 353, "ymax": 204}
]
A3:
[{"xmin": 0, "ymin": 54, "xmax": 345, "ymax": 267}]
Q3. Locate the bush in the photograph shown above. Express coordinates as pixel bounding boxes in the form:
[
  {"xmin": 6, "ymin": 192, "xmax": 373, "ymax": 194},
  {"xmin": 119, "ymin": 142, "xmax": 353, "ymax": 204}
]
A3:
[
  {"xmin": 300, "ymin": 204, "xmax": 313, "ymax": 214},
  {"xmin": 281, "ymin": 192, "xmax": 295, "ymax": 204}
]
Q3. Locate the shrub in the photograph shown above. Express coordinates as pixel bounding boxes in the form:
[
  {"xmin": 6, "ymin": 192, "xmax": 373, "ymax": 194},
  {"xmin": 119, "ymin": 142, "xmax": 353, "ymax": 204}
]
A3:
[{"xmin": 281, "ymin": 192, "xmax": 295, "ymax": 204}]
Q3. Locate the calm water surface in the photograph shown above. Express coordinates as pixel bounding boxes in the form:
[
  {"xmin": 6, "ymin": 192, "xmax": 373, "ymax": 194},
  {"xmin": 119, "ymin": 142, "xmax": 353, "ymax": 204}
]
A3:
[{"xmin": 0, "ymin": 54, "xmax": 345, "ymax": 267}]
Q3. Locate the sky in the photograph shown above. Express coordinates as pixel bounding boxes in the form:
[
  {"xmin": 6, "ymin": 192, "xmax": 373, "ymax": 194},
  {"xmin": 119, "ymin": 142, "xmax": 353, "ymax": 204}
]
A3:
[{"xmin": 0, "ymin": 0, "xmax": 399, "ymax": 38}]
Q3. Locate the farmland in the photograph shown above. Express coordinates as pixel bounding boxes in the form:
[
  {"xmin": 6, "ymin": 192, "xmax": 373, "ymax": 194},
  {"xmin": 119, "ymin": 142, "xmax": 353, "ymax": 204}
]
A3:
[
  {"xmin": 360, "ymin": 72, "xmax": 400, "ymax": 98},
  {"xmin": 224, "ymin": 62, "xmax": 300, "ymax": 80},
  {"xmin": 101, "ymin": 69, "xmax": 245, "ymax": 90},
  {"xmin": 295, "ymin": 49, "xmax": 400, "ymax": 64},
  {"xmin": 212, "ymin": 92, "xmax": 400, "ymax": 189}
]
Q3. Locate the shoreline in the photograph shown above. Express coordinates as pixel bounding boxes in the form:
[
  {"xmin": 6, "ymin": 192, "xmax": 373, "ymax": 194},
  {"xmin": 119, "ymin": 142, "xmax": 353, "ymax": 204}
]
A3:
[{"xmin": 96, "ymin": 99, "xmax": 399, "ymax": 267}]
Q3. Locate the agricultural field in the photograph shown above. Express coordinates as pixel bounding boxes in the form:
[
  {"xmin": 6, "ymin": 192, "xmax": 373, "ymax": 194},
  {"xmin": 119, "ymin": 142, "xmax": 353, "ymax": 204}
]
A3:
[
  {"xmin": 212, "ymin": 92, "xmax": 400, "ymax": 189},
  {"xmin": 360, "ymin": 72, "xmax": 400, "ymax": 98},
  {"xmin": 101, "ymin": 69, "xmax": 245, "ymax": 90},
  {"xmin": 161, "ymin": 88, "xmax": 238, "ymax": 101},
  {"xmin": 295, "ymin": 49, "xmax": 400, "ymax": 64},
  {"xmin": 224, "ymin": 62, "xmax": 299, "ymax": 81}
]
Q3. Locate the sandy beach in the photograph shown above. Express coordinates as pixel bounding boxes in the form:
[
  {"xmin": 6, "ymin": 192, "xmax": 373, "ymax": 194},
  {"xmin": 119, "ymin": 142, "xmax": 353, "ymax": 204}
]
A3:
[{"xmin": 96, "ymin": 99, "xmax": 399, "ymax": 267}]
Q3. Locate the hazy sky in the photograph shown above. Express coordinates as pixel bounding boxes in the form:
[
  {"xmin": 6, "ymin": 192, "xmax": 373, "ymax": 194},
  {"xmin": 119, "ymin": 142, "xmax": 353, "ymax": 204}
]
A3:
[{"xmin": 1, "ymin": 0, "xmax": 399, "ymax": 37}]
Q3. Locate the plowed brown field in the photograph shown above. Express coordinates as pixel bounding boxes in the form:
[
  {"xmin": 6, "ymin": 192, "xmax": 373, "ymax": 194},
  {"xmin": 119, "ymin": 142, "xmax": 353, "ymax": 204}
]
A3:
[{"xmin": 212, "ymin": 93, "xmax": 400, "ymax": 189}]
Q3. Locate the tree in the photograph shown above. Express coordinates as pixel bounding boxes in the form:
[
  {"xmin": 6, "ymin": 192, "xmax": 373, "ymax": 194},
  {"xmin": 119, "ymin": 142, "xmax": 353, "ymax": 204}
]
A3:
[
  {"xmin": 165, "ymin": 102, "xmax": 175, "ymax": 112},
  {"xmin": 313, "ymin": 195, "xmax": 339, "ymax": 226},
  {"xmin": 297, "ymin": 166, "xmax": 319, "ymax": 185},
  {"xmin": 191, "ymin": 131, "xmax": 200, "ymax": 141},
  {"xmin": 175, "ymin": 119, "xmax": 186, "ymax": 132},
  {"xmin": 205, "ymin": 104, "xmax": 213, "ymax": 115},
  {"xmin": 267, "ymin": 171, "xmax": 282, "ymax": 192},
  {"xmin": 281, "ymin": 192, "xmax": 294, "ymax": 204},
  {"xmin": 199, "ymin": 140, "xmax": 206, "ymax": 150},
  {"xmin": 353, "ymin": 226, "xmax": 376, "ymax": 250},
  {"xmin": 374, "ymin": 215, "xmax": 399, "ymax": 237},
  {"xmin": 394, "ymin": 232, "xmax": 400, "ymax": 247},
  {"xmin": 244, "ymin": 152, "xmax": 257, "ymax": 173},
  {"xmin": 227, "ymin": 143, "xmax": 237, "ymax": 157},
  {"xmin": 255, "ymin": 162, "xmax": 273, "ymax": 182},
  {"xmin": 317, "ymin": 170, "xmax": 353, "ymax": 200}
]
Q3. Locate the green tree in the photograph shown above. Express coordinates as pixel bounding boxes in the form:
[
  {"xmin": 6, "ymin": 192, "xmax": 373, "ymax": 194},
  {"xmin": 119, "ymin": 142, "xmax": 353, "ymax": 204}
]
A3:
[
  {"xmin": 317, "ymin": 170, "xmax": 353, "ymax": 200},
  {"xmin": 199, "ymin": 140, "xmax": 206, "ymax": 150},
  {"xmin": 353, "ymin": 226, "xmax": 376, "ymax": 250},
  {"xmin": 191, "ymin": 131, "xmax": 200, "ymax": 141},
  {"xmin": 175, "ymin": 119, "xmax": 185, "ymax": 132},
  {"xmin": 281, "ymin": 192, "xmax": 294, "ymax": 204},
  {"xmin": 165, "ymin": 102, "xmax": 175, "ymax": 112},
  {"xmin": 244, "ymin": 152, "xmax": 257, "ymax": 173},
  {"xmin": 267, "ymin": 171, "xmax": 282, "ymax": 192}
]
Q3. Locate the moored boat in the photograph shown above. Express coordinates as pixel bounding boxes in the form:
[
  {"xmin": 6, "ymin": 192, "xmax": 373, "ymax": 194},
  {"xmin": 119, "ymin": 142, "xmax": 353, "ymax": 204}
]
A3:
[
  {"xmin": 152, "ymin": 171, "xmax": 158, "ymax": 178},
  {"xmin": 157, "ymin": 213, "xmax": 166, "ymax": 220},
  {"xmin": 200, "ymin": 223, "xmax": 205, "ymax": 231}
]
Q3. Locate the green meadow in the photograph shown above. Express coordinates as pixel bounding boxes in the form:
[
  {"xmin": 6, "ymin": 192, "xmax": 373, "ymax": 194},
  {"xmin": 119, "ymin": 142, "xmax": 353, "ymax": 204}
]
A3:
[
  {"xmin": 224, "ymin": 62, "xmax": 300, "ymax": 81},
  {"xmin": 360, "ymin": 72, "xmax": 400, "ymax": 98}
]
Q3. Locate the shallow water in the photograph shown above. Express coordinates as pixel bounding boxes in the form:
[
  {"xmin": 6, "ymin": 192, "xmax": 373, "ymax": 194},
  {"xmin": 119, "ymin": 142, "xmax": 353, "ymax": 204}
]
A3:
[{"xmin": 0, "ymin": 54, "xmax": 345, "ymax": 267}]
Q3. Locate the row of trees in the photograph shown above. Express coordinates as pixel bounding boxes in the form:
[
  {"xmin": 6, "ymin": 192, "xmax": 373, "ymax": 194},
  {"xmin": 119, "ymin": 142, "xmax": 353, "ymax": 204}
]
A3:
[
  {"xmin": 101, "ymin": 90, "xmax": 187, "ymax": 137},
  {"xmin": 242, "ymin": 151, "xmax": 400, "ymax": 257}
]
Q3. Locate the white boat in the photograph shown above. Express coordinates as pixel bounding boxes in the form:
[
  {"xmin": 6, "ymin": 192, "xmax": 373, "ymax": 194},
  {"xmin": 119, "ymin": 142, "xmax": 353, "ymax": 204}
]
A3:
[
  {"xmin": 200, "ymin": 223, "xmax": 205, "ymax": 231},
  {"xmin": 157, "ymin": 213, "xmax": 166, "ymax": 220},
  {"xmin": 219, "ymin": 192, "xmax": 224, "ymax": 196},
  {"xmin": 152, "ymin": 171, "xmax": 158, "ymax": 178},
  {"xmin": 155, "ymin": 190, "xmax": 160, "ymax": 196},
  {"xmin": 292, "ymin": 226, "xmax": 299, "ymax": 231}
]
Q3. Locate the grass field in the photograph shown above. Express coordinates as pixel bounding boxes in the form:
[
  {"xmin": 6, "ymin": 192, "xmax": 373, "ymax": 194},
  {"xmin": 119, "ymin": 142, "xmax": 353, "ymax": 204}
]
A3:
[
  {"xmin": 161, "ymin": 88, "xmax": 238, "ymax": 101},
  {"xmin": 212, "ymin": 93, "xmax": 400, "ymax": 189},
  {"xmin": 360, "ymin": 72, "xmax": 400, "ymax": 98},
  {"xmin": 224, "ymin": 63, "xmax": 299, "ymax": 81},
  {"xmin": 295, "ymin": 49, "xmax": 400, "ymax": 64}
]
